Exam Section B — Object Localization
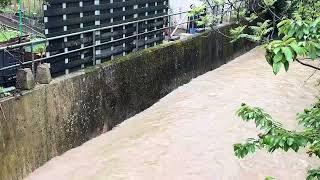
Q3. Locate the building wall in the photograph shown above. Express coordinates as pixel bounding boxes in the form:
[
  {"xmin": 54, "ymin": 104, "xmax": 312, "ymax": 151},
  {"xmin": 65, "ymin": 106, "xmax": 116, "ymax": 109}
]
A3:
[
  {"xmin": 44, "ymin": 0, "xmax": 168, "ymax": 76},
  {"xmin": 169, "ymin": 0, "xmax": 203, "ymax": 29}
]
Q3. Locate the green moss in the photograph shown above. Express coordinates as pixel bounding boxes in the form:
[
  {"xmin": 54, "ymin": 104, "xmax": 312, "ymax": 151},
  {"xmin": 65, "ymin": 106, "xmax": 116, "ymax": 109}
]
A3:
[
  {"xmin": 84, "ymin": 66, "xmax": 98, "ymax": 74},
  {"xmin": 85, "ymin": 39, "xmax": 186, "ymax": 75},
  {"xmin": 84, "ymin": 25, "xmax": 232, "ymax": 76}
]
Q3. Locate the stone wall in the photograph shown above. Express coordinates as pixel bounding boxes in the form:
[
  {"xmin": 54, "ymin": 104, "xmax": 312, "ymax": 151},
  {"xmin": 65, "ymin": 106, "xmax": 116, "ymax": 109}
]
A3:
[{"xmin": 0, "ymin": 24, "xmax": 255, "ymax": 180}]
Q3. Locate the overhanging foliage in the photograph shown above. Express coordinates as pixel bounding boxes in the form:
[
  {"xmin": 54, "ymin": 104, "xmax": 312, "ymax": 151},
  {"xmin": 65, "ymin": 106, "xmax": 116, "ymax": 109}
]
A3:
[{"xmin": 190, "ymin": 0, "xmax": 320, "ymax": 179}]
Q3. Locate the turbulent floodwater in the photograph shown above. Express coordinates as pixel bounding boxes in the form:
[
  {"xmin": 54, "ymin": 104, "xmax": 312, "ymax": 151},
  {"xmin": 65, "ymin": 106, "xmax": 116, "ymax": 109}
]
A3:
[{"xmin": 26, "ymin": 47, "xmax": 320, "ymax": 180}]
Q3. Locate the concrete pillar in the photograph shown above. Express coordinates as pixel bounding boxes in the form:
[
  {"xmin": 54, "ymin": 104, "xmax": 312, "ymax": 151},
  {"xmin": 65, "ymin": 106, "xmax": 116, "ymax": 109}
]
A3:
[
  {"xmin": 16, "ymin": 68, "xmax": 35, "ymax": 90},
  {"xmin": 36, "ymin": 63, "xmax": 52, "ymax": 84}
]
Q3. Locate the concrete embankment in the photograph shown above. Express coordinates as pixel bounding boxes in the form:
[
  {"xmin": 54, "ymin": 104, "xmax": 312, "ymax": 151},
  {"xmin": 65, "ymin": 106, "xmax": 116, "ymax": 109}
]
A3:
[
  {"xmin": 0, "ymin": 24, "xmax": 254, "ymax": 180},
  {"xmin": 27, "ymin": 48, "xmax": 320, "ymax": 180}
]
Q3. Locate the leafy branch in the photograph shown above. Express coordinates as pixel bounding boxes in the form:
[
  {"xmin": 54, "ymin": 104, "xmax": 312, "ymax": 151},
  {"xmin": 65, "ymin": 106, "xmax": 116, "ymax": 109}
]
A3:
[
  {"xmin": 189, "ymin": 0, "xmax": 320, "ymax": 180},
  {"xmin": 235, "ymin": 103, "xmax": 320, "ymax": 179}
]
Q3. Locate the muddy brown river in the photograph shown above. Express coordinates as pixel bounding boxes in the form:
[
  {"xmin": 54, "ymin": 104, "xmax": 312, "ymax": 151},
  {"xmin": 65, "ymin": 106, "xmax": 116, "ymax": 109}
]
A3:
[{"xmin": 26, "ymin": 47, "xmax": 320, "ymax": 180}]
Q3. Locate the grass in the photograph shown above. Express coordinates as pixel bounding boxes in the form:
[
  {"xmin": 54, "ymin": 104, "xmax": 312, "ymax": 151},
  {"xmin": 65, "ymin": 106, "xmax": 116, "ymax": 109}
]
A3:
[
  {"xmin": 24, "ymin": 38, "xmax": 46, "ymax": 53},
  {"xmin": 0, "ymin": 29, "xmax": 19, "ymax": 43},
  {"xmin": 0, "ymin": 6, "xmax": 16, "ymax": 14},
  {"xmin": 0, "ymin": 29, "xmax": 46, "ymax": 54}
]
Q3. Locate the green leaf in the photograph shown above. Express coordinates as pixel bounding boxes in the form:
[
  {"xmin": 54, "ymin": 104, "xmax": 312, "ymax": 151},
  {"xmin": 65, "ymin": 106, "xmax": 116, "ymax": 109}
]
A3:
[
  {"xmin": 273, "ymin": 47, "xmax": 281, "ymax": 54},
  {"xmin": 263, "ymin": 0, "xmax": 276, "ymax": 6},
  {"xmin": 287, "ymin": 138, "xmax": 294, "ymax": 146},
  {"xmin": 303, "ymin": 28, "xmax": 310, "ymax": 35},
  {"xmin": 308, "ymin": 46, "xmax": 317, "ymax": 60},
  {"xmin": 288, "ymin": 28, "xmax": 295, "ymax": 37},
  {"xmin": 289, "ymin": 42, "xmax": 304, "ymax": 55},
  {"xmin": 307, "ymin": 169, "xmax": 320, "ymax": 180},
  {"xmin": 291, "ymin": 144, "xmax": 299, "ymax": 152},
  {"xmin": 283, "ymin": 144, "xmax": 290, "ymax": 152},
  {"xmin": 281, "ymin": 47, "xmax": 293, "ymax": 62},
  {"xmin": 273, "ymin": 52, "xmax": 284, "ymax": 63},
  {"xmin": 270, "ymin": 40, "xmax": 283, "ymax": 45},
  {"xmin": 284, "ymin": 61, "xmax": 289, "ymax": 72},
  {"xmin": 279, "ymin": 139, "xmax": 285, "ymax": 147},
  {"xmin": 297, "ymin": 20, "xmax": 302, "ymax": 26},
  {"xmin": 311, "ymin": 17, "xmax": 320, "ymax": 27},
  {"xmin": 284, "ymin": 37, "xmax": 296, "ymax": 44},
  {"xmin": 277, "ymin": 19, "xmax": 290, "ymax": 28},
  {"xmin": 273, "ymin": 62, "xmax": 282, "ymax": 75},
  {"xmin": 265, "ymin": 177, "xmax": 275, "ymax": 180}
]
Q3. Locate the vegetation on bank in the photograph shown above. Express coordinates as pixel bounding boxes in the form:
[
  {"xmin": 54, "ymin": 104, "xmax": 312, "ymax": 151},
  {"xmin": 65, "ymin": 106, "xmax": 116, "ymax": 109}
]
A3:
[
  {"xmin": 0, "ymin": 0, "xmax": 11, "ymax": 8},
  {"xmin": 0, "ymin": 0, "xmax": 43, "ymax": 17},
  {"xmin": 0, "ymin": 28, "xmax": 19, "ymax": 43}
]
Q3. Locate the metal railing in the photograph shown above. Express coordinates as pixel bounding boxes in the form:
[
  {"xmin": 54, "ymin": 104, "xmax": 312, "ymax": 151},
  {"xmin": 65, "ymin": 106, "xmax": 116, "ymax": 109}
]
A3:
[{"xmin": 0, "ymin": 3, "xmax": 236, "ymax": 77}]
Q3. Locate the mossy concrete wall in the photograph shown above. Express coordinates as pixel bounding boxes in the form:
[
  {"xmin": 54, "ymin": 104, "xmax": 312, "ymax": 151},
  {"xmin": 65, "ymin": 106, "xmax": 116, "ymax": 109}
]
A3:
[{"xmin": 0, "ymin": 24, "xmax": 255, "ymax": 180}]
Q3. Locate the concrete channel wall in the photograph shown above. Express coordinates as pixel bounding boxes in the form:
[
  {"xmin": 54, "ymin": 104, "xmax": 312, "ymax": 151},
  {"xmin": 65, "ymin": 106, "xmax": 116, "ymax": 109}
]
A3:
[{"xmin": 0, "ymin": 24, "xmax": 255, "ymax": 180}]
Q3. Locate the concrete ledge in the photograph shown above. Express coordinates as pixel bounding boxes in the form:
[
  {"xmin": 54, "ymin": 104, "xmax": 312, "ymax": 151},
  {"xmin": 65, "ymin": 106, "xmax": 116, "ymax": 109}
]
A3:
[{"xmin": 0, "ymin": 23, "xmax": 255, "ymax": 180}]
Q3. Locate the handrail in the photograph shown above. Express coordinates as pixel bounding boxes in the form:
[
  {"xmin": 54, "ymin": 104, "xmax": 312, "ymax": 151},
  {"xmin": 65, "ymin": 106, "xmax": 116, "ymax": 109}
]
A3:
[
  {"xmin": 0, "ymin": 1, "xmax": 236, "ymax": 75},
  {"xmin": 0, "ymin": 11, "xmax": 189, "ymax": 50}
]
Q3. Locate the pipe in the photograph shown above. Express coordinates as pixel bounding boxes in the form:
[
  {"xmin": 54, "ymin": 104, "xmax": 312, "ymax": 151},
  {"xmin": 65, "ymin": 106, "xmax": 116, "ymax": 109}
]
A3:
[
  {"xmin": 170, "ymin": 13, "xmax": 188, "ymax": 37},
  {"xmin": 18, "ymin": 0, "xmax": 23, "ymax": 37}
]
